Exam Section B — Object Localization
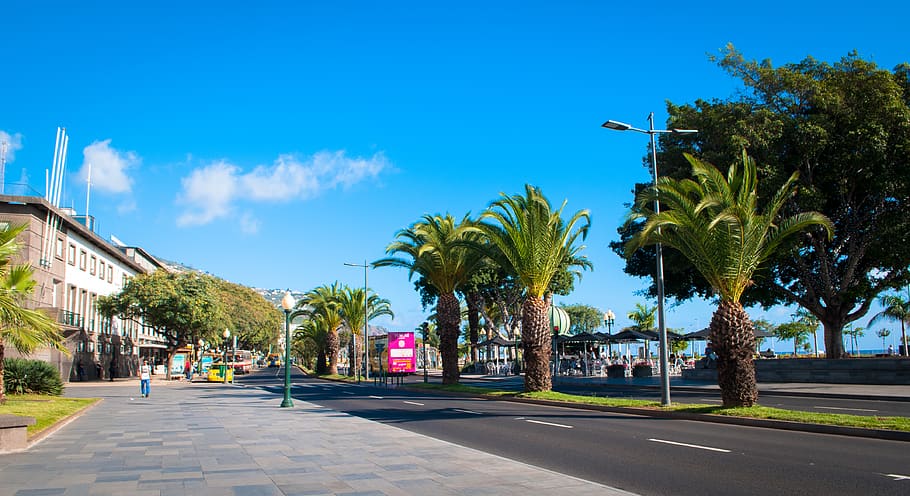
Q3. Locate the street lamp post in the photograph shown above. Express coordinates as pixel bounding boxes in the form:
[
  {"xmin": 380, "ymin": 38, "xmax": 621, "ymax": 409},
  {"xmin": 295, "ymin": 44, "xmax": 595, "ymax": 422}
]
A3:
[
  {"xmin": 602, "ymin": 113, "xmax": 697, "ymax": 407},
  {"xmin": 344, "ymin": 261, "xmax": 370, "ymax": 381},
  {"xmin": 604, "ymin": 309, "xmax": 615, "ymax": 358},
  {"xmin": 222, "ymin": 329, "xmax": 230, "ymax": 384},
  {"xmin": 421, "ymin": 322, "xmax": 429, "ymax": 383},
  {"xmin": 280, "ymin": 291, "xmax": 295, "ymax": 408}
]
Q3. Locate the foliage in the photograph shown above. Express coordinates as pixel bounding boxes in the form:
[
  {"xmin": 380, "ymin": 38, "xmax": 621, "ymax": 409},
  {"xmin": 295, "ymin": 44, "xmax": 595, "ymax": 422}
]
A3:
[
  {"xmin": 559, "ymin": 303, "xmax": 603, "ymax": 334},
  {"xmin": 774, "ymin": 321, "xmax": 813, "ymax": 356},
  {"xmin": 626, "ymin": 302, "xmax": 656, "ymax": 330},
  {"xmin": 215, "ymin": 279, "xmax": 282, "ymax": 352},
  {"xmin": 474, "ymin": 185, "xmax": 591, "ymax": 392},
  {"xmin": 0, "ymin": 223, "xmax": 66, "ymax": 403},
  {"xmin": 97, "ymin": 271, "xmax": 224, "ymax": 379},
  {"xmin": 616, "ymin": 46, "xmax": 910, "ymax": 358},
  {"xmin": 626, "ymin": 151, "xmax": 831, "ymax": 407},
  {"xmin": 375, "ymin": 214, "xmax": 487, "ymax": 385},
  {"xmin": 336, "ymin": 285, "xmax": 394, "ymax": 376},
  {"xmin": 3, "ymin": 358, "xmax": 64, "ymax": 395},
  {"xmin": 844, "ymin": 325, "xmax": 865, "ymax": 355},
  {"xmin": 869, "ymin": 290, "xmax": 909, "ymax": 355}
]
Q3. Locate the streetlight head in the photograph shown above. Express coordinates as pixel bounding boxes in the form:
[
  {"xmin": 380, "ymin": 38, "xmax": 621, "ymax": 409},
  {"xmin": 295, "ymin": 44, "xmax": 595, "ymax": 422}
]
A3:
[
  {"xmin": 671, "ymin": 128, "xmax": 699, "ymax": 134},
  {"xmin": 281, "ymin": 290, "xmax": 296, "ymax": 311},
  {"xmin": 223, "ymin": 328, "xmax": 231, "ymax": 338},
  {"xmin": 606, "ymin": 309, "xmax": 615, "ymax": 320},
  {"xmin": 602, "ymin": 120, "xmax": 632, "ymax": 131}
]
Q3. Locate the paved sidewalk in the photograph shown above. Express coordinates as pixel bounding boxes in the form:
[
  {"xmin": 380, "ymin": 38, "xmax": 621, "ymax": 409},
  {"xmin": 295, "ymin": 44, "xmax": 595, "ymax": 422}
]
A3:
[{"xmin": 0, "ymin": 377, "xmax": 634, "ymax": 496}]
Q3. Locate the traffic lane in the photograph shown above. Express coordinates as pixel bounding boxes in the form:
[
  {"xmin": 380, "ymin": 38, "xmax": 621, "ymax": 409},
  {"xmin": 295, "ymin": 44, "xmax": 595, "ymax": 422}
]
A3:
[
  {"xmin": 299, "ymin": 381, "xmax": 908, "ymax": 496},
  {"xmin": 552, "ymin": 384, "xmax": 910, "ymax": 417}
]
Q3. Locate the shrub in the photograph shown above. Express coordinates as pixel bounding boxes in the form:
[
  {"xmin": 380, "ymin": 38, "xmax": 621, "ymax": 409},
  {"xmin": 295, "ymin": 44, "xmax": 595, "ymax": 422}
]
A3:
[{"xmin": 3, "ymin": 358, "xmax": 65, "ymax": 396}]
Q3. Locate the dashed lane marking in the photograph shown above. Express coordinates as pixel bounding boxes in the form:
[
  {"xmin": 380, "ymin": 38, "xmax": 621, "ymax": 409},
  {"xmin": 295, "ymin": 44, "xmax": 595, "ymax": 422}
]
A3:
[
  {"xmin": 648, "ymin": 438, "xmax": 730, "ymax": 452},
  {"xmin": 403, "ymin": 401, "xmax": 425, "ymax": 406}
]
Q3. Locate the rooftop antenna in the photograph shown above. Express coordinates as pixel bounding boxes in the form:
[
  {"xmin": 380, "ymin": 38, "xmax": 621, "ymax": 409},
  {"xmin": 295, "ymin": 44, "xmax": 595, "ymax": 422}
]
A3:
[
  {"xmin": 85, "ymin": 162, "xmax": 92, "ymax": 220},
  {"xmin": 0, "ymin": 140, "xmax": 7, "ymax": 194}
]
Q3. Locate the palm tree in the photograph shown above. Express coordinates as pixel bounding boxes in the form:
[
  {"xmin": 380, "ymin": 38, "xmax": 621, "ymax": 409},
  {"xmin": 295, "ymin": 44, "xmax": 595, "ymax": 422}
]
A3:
[
  {"xmin": 294, "ymin": 315, "xmax": 328, "ymax": 373},
  {"xmin": 869, "ymin": 291, "xmax": 909, "ymax": 356},
  {"xmin": 627, "ymin": 302, "xmax": 657, "ymax": 360},
  {"xmin": 875, "ymin": 328, "xmax": 892, "ymax": 353},
  {"xmin": 375, "ymin": 214, "xmax": 486, "ymax": 384},
  {"xmin": 0, "ymin": 224, "xmax": 66, "ymax": 403},
  {"xmin": 844, "ymin": 325, "xmax": 865, "ymax": 355},
  {"xmin": 298, "ymin": 283, "xmax": 345, "ymax": 375},
  {"xmin": 626, "ymin": 151, "xmax": 833, "ymax": 407},
  {"xmin": 474, "ymin": 185, "xmax": 591, "ymax": 392},
  {"xmin": 337, "ymin": 286, "xmax": 393, "ymax": 377}
]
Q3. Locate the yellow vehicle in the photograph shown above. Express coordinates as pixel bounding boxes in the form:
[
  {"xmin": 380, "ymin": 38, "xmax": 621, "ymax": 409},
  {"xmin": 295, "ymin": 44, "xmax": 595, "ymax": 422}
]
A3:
[
  {"xmin": 207, "ymin": 364, "xmax": 234, "ymax": 382},
  {"xmin": 267, "ymin": 353, "xmax": 281, "ymax": 367}
]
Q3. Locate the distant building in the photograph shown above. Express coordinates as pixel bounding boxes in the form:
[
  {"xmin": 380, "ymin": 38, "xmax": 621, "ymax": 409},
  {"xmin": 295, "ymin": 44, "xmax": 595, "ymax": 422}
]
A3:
[{"xmin": 0, "ymin": 194, "xmax": 167, "ymax": 381}]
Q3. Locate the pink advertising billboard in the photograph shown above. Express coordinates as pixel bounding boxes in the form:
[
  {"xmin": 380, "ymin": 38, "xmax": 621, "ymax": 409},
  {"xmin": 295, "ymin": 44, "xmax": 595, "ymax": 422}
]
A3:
[{"xmin": 387, "ymin": 331, "xmax": 416, "ymax": 373}]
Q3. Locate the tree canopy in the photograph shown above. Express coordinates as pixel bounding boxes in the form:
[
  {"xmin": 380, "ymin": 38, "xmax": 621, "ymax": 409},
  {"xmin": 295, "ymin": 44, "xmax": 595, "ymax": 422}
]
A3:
[
  {"xmin": 559, "ymin": 303, "xmax": 603, "ymax": 334},
  {"xmin": 613, "ymin": 46, "xmax": 910, "ymax": 358}
]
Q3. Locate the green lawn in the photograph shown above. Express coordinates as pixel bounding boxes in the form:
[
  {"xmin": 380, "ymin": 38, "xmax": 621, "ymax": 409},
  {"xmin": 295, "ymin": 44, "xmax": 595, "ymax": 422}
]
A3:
[
  {"xmin": 0, "ymin": 395, "xmax": 100, "ymax": 436},
  {"xmin": 411, "ymin": 384, "xmax": 910, "ymax": 432}
]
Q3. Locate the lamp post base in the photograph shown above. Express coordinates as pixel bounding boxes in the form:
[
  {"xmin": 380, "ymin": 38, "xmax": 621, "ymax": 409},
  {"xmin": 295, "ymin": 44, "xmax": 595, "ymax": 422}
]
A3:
[{"xmin": 280, "ymin": 397, "xmax": 293, "ymax": 408}]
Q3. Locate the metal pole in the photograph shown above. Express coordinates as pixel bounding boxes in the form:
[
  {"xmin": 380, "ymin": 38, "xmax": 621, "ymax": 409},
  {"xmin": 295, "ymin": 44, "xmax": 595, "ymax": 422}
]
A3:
[
  {"xmin": 281, "ymin": 309, "xmax": 293, "ymax": 407},
  {"xmin": 363, "ymin": 260, "xmax": 369, "ymax": 381},
  {"xmin": 422, "ymin": 323, "xmax": 429, "ymax": 383},
  {"xmin": 647, "ymin": 112, "xmax": 671, "ymax": 407}
]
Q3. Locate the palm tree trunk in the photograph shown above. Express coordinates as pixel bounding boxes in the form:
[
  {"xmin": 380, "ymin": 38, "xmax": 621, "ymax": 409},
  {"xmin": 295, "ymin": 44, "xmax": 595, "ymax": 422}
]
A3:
[
  {"xmin": 326, "ymin": 328, "xmax": 339, "ymax": 375},
  {"xmin": 437, "ymin": 292, "xmax": 461, "ymax": 385},
  {"xmin": 0, "ymin": 340, "xmax": 6, "ymax": 404},
  {"xmin": 467, "ymin": 292, "xmax": 481, "ymax": 363},
  {"xmin": 709, "ymin": 300, "xmax": 758, "ymax": 407},
  {"xmin": 522, "ymin": 295, "xmax": 552, "ymax": 392}
]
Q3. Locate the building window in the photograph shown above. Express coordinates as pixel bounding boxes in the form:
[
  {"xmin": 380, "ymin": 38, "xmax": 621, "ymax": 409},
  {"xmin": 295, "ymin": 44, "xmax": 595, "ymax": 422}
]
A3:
[
  {"xmin": 90, "ymin": 256, "xmax": 96, "ymax": 275},
  {"xmin": 108, "ymin": 268, "xmax": 113, "ymax": 283},
  {"xmin": 79, "ymin": 250, "xmax": 87, "ymax": 270},
  {"xmin": 122, "ymin": 274, "xmax": 128, "ymax": 287},
  {"xmin": 88, "ymin": 341, "xmax": 95, "ymax": 353},
  {"xmin": 99, "ymin": 261, "xmax": 105, "ymax": 280},
  {"xmin": 68, "ymin": 244, "xmax": 76, "ymax": 265},
  {"xmin": 55, "ymin": 237, "xmax": 64, "ymax": 259}
]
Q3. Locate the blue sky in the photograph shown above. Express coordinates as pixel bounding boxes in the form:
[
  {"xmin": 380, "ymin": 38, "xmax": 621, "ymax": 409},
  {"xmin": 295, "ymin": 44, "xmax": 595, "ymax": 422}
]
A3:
[{"xmin": 2, "ymin": 1, "xmax": 908, "ymax": 352}]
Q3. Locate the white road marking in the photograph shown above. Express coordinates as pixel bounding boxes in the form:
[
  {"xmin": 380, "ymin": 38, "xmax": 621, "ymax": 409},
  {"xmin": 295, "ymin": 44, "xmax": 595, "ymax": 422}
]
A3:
[
  {"xmin": 814, "ymin": 406, "xmax": 878, "ymax": 412},
  {"xmin": 403, "ymin": 401, "xmax": 425, "ymax": 406},
  {"xmin": 369, "ymin": 395, "xmax": 384, "ymax": 399},
  {"xmin": 648, "ymin": 438, "xmax": 730, "ymax": 453},
  {"xmin": 342, "ymin": 391, "xmax": 355, "ymax": 395},
  {"xmin": 454, "ymin": 409, "xmax": 483, "ymax": 415},
  {"xmin": 884, "ymin": 473, "xmax": 910, "ymax": 481},
  {"xmin": 522, "ymin": 419, "xmax": 574, "ymax": 429}
]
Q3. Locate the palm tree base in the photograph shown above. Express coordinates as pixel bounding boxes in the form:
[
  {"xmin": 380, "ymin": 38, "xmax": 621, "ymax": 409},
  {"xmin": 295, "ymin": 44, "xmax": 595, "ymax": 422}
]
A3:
[{"xmin": 710, "ymin": 301, "xmax": 758, "ymax": 407}]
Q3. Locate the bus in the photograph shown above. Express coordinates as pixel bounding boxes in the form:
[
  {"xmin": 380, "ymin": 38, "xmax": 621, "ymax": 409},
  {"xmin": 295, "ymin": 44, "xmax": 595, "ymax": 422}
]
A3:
[{"xmin": 231, "ymin": 350, "xmax": 253, "ymax": 374}]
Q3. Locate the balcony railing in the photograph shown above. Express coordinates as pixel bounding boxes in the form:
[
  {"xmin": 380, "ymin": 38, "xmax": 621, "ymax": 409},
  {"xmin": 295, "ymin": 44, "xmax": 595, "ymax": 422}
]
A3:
[{"xmin": 57, "ymin": 310, "xmax": 84, "ymax": 328}]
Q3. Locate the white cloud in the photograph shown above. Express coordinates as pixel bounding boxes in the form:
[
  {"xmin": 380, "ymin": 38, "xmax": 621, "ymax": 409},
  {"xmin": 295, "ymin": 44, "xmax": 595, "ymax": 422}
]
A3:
[
  {"xmin": 0, "ymin": 130, "xmax": 24, "ymax": 163},
  {"xmin": 176, "ymin": 160, "xmax": 239, "ymax": 227},
  {"xmin": 79, "ymin": 139, "xmax": 138, "ymax": 194},
  {"xmin": 239, "ymin": 212, "xmax": 260, "ymax": 235},
  {"xmin": 176, "ymin": 150, "xmax": 389, "ymax": 227}
]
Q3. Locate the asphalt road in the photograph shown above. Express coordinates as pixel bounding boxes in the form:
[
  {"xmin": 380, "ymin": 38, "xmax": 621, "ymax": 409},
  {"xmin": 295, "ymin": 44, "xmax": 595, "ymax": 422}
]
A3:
[{"xmin": 240, "ymin": 370, "xmax": 909, "ymax": 496}]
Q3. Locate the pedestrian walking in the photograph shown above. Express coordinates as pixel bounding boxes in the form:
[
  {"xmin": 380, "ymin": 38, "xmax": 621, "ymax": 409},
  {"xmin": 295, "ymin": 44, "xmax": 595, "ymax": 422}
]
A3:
[
  {"xmin": 94, "ymin": 361, "xmax": 102, "ymax": 380},
  {"xmin": 76, "ymin": 361, "xmax": 85, "ymax": 382},
  {"xmin": 109, "ymin": 359, "xmax": 117, "ymax": 382},
  {"xmin": 184, "ymin": 359, "xmax": 193, "ymax": 382},
  {"xmin": 140, "ymin": 359, "xmax": 151, "ymax": 398}
]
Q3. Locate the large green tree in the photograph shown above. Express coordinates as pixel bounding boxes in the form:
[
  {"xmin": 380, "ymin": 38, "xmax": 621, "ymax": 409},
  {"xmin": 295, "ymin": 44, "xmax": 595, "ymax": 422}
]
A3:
[
  {"xmin": 474, "ymin": 185, "xmax": 591, "ymax": 392},
  {"xmin": 298, "ymin": 283, "xmax": 345, "ymax": 375},
  {"xmin": 375, "ymin": 214, "xmax": 486, "ymax": 384},
  {"xmin": 215, "ymin": 279, "xmax": 282, "ymax": 352},
  {"xmin": 98, "ymin": 271, "xmax": 224, "ymax": 379},
  {"xmin": 868, "ymin": 289, "xmax": 909, "ymax": 356},
  {"xmin": 560, "ymin": 303, "xmax": 603, "ymax": 335},
  {"xmin": 0, "ymin": 224, "xmax": 66, "ymax": 403},
  {"xmin": 627, "ymin": 152, "xmax": 832, "ymax": 406},
  {"xmin": 337, "ymin": 286, "xmax": 394, "ymax": 377},
  {"xmin": 614, "ymin": 47, "xmax": 910, "ymax": 359}
]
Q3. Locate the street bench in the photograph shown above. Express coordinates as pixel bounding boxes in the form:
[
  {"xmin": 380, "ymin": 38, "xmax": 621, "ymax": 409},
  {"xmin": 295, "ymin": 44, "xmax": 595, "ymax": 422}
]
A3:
[{"xmin": 0, "ymin": 414, "xmax": 36, "ymax": 451}]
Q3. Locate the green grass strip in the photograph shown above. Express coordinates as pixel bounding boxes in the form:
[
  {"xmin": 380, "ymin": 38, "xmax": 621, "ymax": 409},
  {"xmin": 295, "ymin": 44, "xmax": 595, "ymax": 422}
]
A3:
[
  {"xmin": 412, "ymin": 384, "xmax": 910, "ymax": 432},
  {"xmin": 0, "ymin": 394, "xmax": 100, "ymax": 436}
]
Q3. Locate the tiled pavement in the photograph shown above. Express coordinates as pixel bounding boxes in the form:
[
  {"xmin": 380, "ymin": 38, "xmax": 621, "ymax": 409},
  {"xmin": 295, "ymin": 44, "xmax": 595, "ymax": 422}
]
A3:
[{"xmin": 0, "ymin": 377, "xmax": 635, "ymax": 496}]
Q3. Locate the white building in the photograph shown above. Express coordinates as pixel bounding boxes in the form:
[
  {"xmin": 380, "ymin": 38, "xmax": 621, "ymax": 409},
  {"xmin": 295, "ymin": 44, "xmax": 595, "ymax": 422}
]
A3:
[{"xmin": 0, "ymin": 194, "xmax": 166, "ymax": 380}]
